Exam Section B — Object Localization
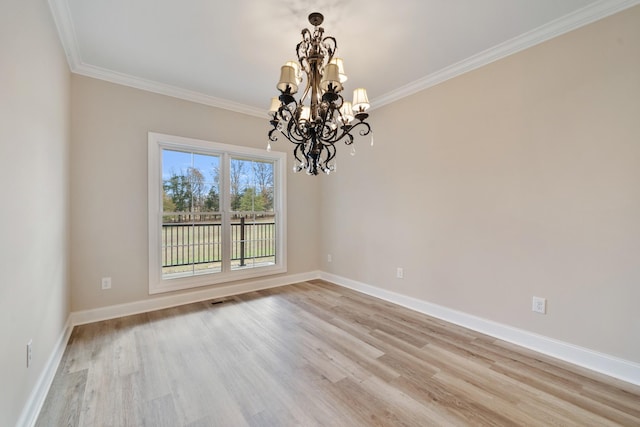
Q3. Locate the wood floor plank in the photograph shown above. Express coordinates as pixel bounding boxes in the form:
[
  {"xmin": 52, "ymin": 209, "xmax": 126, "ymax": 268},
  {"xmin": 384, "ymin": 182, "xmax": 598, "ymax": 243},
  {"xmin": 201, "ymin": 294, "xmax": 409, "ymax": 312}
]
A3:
[
  {"xmin": 142, "ymin": 394, "xmax": 180, "ymax": 427},
  {"xmin": 37, "ymin": 280, "xmax": 640, "ymax": 426},
  {"xmin": 35, "ymin": 368, "xmax": 87, "ymax": 427}
]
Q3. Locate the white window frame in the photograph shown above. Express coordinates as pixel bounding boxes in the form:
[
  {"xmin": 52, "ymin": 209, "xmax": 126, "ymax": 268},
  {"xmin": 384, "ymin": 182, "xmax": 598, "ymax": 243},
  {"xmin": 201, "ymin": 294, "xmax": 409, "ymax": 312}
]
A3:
[{"xmin": 148, "ymin": 132, "xmax": 287, "ymax": 294}]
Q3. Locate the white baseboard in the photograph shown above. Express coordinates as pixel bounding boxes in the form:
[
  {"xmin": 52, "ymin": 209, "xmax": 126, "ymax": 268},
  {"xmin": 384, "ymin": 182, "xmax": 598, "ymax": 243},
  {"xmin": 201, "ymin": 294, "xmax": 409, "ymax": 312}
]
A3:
[
  {"xmin": 320, "ymin": 272, "xmax": 640, "ymax": 387},
  {"xmin": 16, "ymin": 317, "xmax": 74, "ymax": 427},
  {"xmin": 69, "ymin": 271, "xmax": 321, "ymax": 326}
]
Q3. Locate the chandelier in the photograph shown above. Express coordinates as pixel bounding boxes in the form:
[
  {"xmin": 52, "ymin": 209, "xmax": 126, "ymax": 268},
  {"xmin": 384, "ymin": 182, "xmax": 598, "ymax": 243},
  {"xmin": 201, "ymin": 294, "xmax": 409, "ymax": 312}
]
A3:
[{"xmin": 268, "ymin": 12, "xmax": 372, "ymax": 175}]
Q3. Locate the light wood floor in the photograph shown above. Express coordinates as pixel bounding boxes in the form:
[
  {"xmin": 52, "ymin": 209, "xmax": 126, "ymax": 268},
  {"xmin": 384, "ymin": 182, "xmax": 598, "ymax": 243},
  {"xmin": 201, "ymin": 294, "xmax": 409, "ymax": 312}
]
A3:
[{"xmin": 37, "ymin": 280, "xmax": 640, "ymax": 426}]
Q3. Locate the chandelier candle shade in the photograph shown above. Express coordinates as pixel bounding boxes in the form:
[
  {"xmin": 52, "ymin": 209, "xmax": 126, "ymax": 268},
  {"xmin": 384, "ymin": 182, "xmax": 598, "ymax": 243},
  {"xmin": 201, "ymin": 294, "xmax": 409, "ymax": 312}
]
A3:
[{"xmin": 268, "ymin": 12, "xmax": 372, "ymax": 175}]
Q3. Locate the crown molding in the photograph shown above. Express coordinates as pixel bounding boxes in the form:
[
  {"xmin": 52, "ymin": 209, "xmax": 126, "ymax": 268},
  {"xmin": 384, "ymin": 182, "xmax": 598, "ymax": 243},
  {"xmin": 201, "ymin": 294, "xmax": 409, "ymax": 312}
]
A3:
[
  {"xmin": 46, "ymin": 0, "xmax": 267, "ymax": 118},
  {"xmin": 371, "ymin": 0, "xmax": 640, "ymax": 110},
  {"xmin": 47, "ymin": 0, "xmax": 81, "ymax": 69},
  {"xmin": 48, "ymin": 0, "xmax": 639, "ymax": 116},
  {"xmin": 71, "ymin": 62, "xmax": 267, "ymax": 118}
]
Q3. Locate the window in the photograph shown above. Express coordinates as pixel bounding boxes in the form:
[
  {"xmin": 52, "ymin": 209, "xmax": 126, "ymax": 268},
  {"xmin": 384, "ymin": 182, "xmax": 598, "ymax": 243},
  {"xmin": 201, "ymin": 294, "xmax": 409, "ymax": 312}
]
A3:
[{"xmin": 148, "ymin": 133, "xmax": 286, "ymax": 294}]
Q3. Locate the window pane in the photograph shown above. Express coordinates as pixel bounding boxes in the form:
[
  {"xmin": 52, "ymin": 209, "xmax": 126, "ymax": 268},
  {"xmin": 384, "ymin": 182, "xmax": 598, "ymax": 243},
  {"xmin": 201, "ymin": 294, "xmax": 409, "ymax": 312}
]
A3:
[
  {"xmin": 193, "ymin": 153, "xmax": 220, "ymax": 213},
  {"xmin": 192, "ymin": 213, "xmax": 222, "ymax": 275},
  {"xmin": 230, "ymin": 214, "xmax": 276, "ymax": 271},
  {"xmin": 162, "ymin": 149, "xmax": 221, "ymax": 279},
  {"xmin": 161, "ymin": 213, "xmax": 222, "ymax": 279},
  {"xmin": 230, "ymin": 158, "xmax": 276, "ymax": 271},
  {"xmin": 162, "ymin": 150, "xmax": 193, "ymax": 213}
]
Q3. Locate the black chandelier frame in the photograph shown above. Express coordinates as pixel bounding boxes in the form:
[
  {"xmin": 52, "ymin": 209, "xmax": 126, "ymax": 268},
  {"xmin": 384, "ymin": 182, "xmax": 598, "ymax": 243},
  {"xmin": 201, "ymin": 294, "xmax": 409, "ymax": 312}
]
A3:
[{"xmin": 268, "ymin": 12, "xmax": 372, "ymax": 175}]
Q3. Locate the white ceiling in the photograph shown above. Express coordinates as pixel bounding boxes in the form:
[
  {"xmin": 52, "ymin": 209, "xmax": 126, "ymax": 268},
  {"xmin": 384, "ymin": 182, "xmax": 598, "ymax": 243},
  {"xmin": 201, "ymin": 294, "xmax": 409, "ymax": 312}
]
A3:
[{"xmin": 48, "ymin": 0, "xmax": 637, "ymax": 117}]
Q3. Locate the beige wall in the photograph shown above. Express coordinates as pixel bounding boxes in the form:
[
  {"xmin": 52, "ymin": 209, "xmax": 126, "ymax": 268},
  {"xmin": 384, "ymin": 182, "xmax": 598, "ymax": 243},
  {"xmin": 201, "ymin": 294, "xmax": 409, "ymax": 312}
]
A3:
[
  {"xmin": 70, "ymin": 76, "xmax": 320, "ymax": 311},
  {"xmin": 321, "ymin": 6, "xmax": 640, "ymax": 363},
  {"xmin": 0, "ymin": 0, "xmax": 71, "ymax": 425}
]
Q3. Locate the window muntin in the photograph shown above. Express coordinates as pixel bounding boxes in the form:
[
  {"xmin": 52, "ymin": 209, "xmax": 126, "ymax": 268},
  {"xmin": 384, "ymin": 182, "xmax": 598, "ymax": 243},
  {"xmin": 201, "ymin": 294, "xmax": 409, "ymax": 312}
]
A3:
[{"xmin": 148, "ymin": 133, "xmax": 286, "ymax": 294}]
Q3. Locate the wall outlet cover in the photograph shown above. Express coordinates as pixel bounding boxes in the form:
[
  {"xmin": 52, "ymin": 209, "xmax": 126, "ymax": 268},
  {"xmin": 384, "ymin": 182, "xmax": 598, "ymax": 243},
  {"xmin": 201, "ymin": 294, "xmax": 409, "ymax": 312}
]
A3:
[{"xmin": 532, "ymin": 296, "xmax": 546, "ymax": 314}]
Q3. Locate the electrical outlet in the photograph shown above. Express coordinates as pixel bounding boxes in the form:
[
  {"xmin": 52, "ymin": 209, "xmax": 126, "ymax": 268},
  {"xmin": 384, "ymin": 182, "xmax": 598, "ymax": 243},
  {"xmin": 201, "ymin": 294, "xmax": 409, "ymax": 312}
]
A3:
[
  {"xmin": 27, "ymin": 340, "xmax": 32, "ymax": 368},
  {"xmin": 101, "ymin": 277, "xmax": 112, "ymax": 290},
  {"xmin": 327, "ymin": 254, "xmax": 332, "ymax": 263},
  {"xmin": 396, "ymin": 267, "xmax": 404, "ymax": 279},
  {"xmin": 532, "ymin": 296, "xmax": 546, "ymax": 314}
]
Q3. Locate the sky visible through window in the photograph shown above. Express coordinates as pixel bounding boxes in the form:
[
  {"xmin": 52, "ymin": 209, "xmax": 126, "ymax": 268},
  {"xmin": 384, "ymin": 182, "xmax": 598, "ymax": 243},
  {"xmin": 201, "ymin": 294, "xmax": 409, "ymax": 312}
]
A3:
[
  {"xmin": 162, "ymin": 149, "xmax": 274, "ymax": 213},
  {"xmin": 162, "ymin": 149, "xmax": 218, "ymax": 182}
]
